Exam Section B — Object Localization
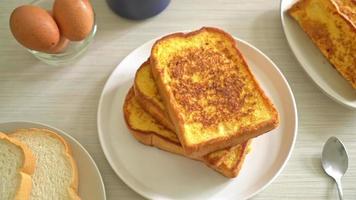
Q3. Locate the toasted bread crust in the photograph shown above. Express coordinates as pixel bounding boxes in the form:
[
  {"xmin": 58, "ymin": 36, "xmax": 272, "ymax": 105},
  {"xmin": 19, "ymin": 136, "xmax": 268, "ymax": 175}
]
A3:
[
  {"xmin": 129, "ymin": 128, "xmax": 186, "ymax": 157},
  {"xmin": 134, "ymin": 61, "xmax": 176, "ymax": 131},
  {"xmin": 206, "ymin": 140, "xmax": 251, "ymax": 178},
  {"xmin": 134, "ymin": 68, "xmax": 230, "ymax": 165},
  {"xmin": 150, "ymin": 27, "xmax": 279, "ymax": 157},
  {"xmin": 0, "ymin": 132, "xmax": 36, "ymax": 200},
  {"xmin": 289, "ymin": 0, "xmax": 356, "ymax": 28},
  {"xmin": 129, "ymin": 121, "xmax": 251, "ymax": 177},
  {"xmin": 10, "ymin": 128, "xmax": 81, "ymax": 200},
  {"xmin": 124, "ymin": 88, "xmax": 251, "ymax": 177},
  {"xmin": 124, "ymin": 88, "xmax": 193, "ymax": 157},
  {"xmin": 134, "ymin": 88, "xmax": 175, "ymax": 131}
]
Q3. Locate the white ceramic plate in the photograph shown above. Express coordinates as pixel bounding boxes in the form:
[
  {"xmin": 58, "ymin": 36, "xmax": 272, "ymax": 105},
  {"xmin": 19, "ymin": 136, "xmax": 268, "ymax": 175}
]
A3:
[
  {"xmin": 280, "ymin": 0, "xmax": 356, "ymax": 109},
  {"xmin": 0, "ymin": 121, "xmax": 106, "ymax": 200},
  {"xmin": 97, "ymin": 35, "xmax": 297, "ymax": 200}
]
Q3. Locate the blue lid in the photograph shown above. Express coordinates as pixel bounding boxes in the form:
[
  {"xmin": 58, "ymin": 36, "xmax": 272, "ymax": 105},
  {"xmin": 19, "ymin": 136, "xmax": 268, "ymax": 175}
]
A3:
[{"xmin": 107, "ymin": 0, "xmax": 171, "ymax": 20}]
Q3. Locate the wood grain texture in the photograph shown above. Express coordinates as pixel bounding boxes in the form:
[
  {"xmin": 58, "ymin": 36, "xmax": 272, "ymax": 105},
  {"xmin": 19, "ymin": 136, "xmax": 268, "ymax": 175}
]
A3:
[{"xmin": 0, "ymin": 0, "xmax": 355, "ymax": 199}]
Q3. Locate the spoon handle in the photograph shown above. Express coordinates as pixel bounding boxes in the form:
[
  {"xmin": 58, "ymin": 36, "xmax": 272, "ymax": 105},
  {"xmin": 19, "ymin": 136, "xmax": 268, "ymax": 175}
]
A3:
[{"xmin": 335, "ymin": 178, "xmax": 343, "ymax": 200}]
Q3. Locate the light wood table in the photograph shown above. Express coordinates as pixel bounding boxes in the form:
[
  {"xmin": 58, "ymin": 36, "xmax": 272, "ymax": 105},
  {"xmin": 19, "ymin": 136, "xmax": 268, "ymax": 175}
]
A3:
[{"xmin": 1, "ymin": 0, "xmax": 355, "ymax": 199}]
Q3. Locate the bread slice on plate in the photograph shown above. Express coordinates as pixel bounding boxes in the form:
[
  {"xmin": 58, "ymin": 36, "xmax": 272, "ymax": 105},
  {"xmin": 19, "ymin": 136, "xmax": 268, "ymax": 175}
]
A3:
[
  {"xmin": 10, "ymin": 128, "xmax": 80, "ymax": 200},
  {"xmin": 134, "ymin": 60, "xmax": 254, "ymax": 170},
  {"xmin": 0, "ymin": 132, "xmax": 35, "ymax": 200},
  {"xmin": 150, "ymin": 27, "xmax": 279, "ymax": 157},
  {"xmin": 288, "ymin": 0, "xmax": 356, "ymax": 89},
  {"xmin": 134, "ymin": 60, "xmax": 175, "ymax": 131},
  {"xmin": 124, "ymin": 88, "xmax": 251, "ymax": 178}
]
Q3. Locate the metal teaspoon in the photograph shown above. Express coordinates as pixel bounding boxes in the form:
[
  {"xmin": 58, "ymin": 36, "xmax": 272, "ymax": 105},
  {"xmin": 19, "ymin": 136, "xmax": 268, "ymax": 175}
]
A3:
[{"xmin": 321, "ymin": 136, "xmax": 348, "ymax": 200}]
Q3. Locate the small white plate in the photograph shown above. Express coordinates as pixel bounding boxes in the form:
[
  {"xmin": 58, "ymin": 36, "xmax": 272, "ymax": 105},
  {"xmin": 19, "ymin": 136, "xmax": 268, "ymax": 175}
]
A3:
[
  {"xmin": 0, "ymin": 121, "xmax": 106, "ymax": 200},
  {"xmin": 97, "ymin": 35, "xmax": 297, "ymax": 200},
  {"xmin": 280, "ymin": 0, "xmax": 356, "ymax": 109}
]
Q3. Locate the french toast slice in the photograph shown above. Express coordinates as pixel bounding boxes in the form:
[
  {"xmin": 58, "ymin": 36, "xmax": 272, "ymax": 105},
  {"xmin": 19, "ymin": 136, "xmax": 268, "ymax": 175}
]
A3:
[
  {"xmin": 288, "ymin": 0, "xmax": 356, "ymax": 89},
  {"xmin": 134, "ymin": 60, "xmax": 175, "ymax": 131},
  {"xmin": 134, "ymin": 61, "xmax": 228, "ymax": 165},
  {"xmin": 134, "ymin": 62, "xmax": 254, "ymax": 167},
  {"xmin": 150, "ymin": 27, "xmax": 279, "ymax": 157},
  {"xmin": 124, "ymin": 88, "xmax": 251, "ymax": 178}
]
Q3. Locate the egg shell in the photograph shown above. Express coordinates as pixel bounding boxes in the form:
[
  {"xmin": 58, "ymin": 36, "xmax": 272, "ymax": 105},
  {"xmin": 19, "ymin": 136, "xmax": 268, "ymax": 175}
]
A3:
[
  {"xmin": 44, "ymin": 35, "xmax": 69, "ymax": 54},
  {"xmin": 10, "ymin": 5, "xmax": 60, "ymax": 52},
  {"xmin": 43, "ymin": 10, "xmax": 69, "ymax": 54},
  {"xmin": 53, "ymin": 0, "xmax": 94, "ymax": 41}
]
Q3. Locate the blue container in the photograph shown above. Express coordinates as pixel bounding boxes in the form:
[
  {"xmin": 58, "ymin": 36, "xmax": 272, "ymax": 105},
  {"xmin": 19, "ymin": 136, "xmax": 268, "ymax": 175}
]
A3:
[{"xmin": 107, "ymin": 0, "xmax": 171, "ymax": 20}]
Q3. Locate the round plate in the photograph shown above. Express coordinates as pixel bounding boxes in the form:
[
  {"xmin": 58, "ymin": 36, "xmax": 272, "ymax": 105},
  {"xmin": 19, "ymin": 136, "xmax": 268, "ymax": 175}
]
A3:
[
  {"xmin": 280, "ymin": 0, "xmax": 356, "ymax": 109},
  {"xmin": 97, "ymin": 35, "xmax": 298, "ymax": 199},
  {"xmin": 0, "ymin": 121, "xmax": 106, "ymax": 200}
]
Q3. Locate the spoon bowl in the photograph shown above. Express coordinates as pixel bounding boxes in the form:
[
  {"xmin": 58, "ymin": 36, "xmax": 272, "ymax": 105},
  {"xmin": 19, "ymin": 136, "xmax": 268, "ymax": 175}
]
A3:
[{"xmin": 321, "ymin": 136, "xmax": 348, "ymax": 200}]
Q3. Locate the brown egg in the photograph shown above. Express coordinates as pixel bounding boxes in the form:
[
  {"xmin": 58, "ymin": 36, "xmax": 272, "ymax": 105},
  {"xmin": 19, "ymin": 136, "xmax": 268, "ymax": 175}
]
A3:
[
  {"xmin": 43, "ymin": 10, "xmax": 69, "ymax": 54},
  {"xmin": 44, "ymin": 35, "xmax": 69, "ymax": 54},
  {"xmin": 10, "ymin": 5, "xmax": 60, "ymax": 52},
  {"xmin": 53, "ymin": 0, "xmax": 94, "ymax": 41}
]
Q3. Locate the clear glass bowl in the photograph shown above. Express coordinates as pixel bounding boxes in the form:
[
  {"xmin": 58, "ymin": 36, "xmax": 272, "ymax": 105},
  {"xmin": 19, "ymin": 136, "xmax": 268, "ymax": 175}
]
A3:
[{"xmin": 29, "ymin": 0, "xmax": 97, "ymax": 65}]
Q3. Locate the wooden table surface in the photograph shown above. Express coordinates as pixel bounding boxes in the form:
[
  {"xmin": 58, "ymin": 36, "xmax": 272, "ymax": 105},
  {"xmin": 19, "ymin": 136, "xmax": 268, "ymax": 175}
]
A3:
[{"xmin": 1, "ymin": 0, "xmax": 355, "ymax": 199}]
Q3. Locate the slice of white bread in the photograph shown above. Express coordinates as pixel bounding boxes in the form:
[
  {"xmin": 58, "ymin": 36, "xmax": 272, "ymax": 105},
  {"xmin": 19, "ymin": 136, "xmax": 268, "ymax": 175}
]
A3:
[
  {"xmin": 0, "ymin": 132, "xmax": 35, "ymax": 200},
  {"xmin": 10, "ymin": 128, "xmax": 80, "ymax": 200}
]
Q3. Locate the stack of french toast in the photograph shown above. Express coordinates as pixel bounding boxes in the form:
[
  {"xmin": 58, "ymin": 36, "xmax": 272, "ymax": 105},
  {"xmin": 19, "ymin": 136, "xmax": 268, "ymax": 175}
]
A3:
[{"xmin": 123, "ymin": 27, "xmax": 280, "ymax": 178}]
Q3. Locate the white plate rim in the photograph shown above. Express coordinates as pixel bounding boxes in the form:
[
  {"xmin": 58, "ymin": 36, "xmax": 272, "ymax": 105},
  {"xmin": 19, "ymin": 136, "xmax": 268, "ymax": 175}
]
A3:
[
  {"xmin": 0, "ymin": 120, "xmax": 107, "ymax": 200},
  {"xmin": 279, "ymin": 0, "xmax": 356, "ymax": 110},
  {"xmin": 235, "ymin": 39, "xmax": 298, "ymax": 199},
  {"xmin": 97, "ymin": 34, "xmax": 298, "ymax": 199}
]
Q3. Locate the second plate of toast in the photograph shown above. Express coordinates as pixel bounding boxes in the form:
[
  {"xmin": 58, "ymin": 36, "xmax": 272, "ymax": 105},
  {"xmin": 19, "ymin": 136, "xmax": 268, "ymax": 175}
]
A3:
[{"xmin": 281, "ymin": 0, "xmax": 356, "ymax": 109}]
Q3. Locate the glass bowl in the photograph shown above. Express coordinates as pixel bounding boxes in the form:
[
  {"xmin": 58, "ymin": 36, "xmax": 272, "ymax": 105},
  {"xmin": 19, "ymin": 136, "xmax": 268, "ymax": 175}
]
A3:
[{"xmin": 28, "ymin": 0, "xmax": 97, "ymax": 65}]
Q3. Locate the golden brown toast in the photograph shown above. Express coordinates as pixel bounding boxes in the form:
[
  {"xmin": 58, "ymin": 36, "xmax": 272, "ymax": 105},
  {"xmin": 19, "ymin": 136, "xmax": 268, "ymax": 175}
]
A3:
[
  {"xmin": 150, "ymin": 27, "xmax": 279, "ymax": 157},
  {"xmin": 288, "ymin": 0, "xmax": 356, "ymax": 89},
  {"xmin": 134, "ymin": 60, "xmax": 253, "ymax": 167},
  {"xmin": 124, "ymin": 88, "xmax": 251, "ymax": 178},
  {"xmin": 134, "ymin": 61, "xmax": 175, "ymax": 131}
]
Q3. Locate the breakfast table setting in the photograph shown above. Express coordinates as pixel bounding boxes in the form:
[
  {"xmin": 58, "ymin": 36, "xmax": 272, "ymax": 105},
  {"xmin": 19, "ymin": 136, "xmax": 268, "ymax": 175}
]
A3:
[{"xmin": 0, "ymin": 0, "xmax": 355, "ymax": 199}]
